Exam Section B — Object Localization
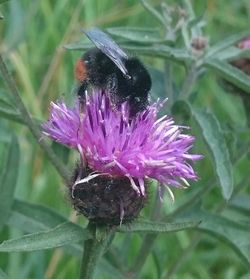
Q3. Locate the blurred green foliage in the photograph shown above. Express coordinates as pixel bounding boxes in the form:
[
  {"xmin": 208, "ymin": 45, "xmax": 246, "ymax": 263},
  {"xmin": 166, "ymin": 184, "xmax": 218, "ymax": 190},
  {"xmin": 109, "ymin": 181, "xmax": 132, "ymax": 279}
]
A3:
[{"xmin": 0, "ymin": 0, "xmax": 250, "ymax": 278}]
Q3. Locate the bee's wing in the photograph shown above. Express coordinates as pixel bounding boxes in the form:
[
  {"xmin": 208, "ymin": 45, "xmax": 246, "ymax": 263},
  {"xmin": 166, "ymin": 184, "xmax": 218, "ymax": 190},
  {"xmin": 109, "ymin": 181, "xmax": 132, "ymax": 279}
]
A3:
[{"xmin": 82, "ymin": 27, "xmax": 130, "ymax": 77}]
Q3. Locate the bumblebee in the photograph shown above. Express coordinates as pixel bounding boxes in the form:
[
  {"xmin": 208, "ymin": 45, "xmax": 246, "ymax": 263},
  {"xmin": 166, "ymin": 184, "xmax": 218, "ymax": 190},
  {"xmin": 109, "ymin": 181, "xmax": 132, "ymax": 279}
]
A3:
[{"xmin": 75, "ymin": 27, "xmax": 151, "ymax": 115}]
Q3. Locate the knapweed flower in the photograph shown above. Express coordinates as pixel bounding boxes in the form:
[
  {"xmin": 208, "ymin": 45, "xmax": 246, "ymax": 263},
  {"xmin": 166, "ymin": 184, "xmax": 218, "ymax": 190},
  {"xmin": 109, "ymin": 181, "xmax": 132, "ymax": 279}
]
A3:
[{"xmin": 43, "ymin": 90, "xmax": 201, "ymax": 224}]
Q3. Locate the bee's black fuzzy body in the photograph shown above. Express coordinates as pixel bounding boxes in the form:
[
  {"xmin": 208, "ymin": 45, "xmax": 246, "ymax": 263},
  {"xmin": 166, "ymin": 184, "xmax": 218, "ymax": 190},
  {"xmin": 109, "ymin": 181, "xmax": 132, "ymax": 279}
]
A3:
[{"xmin": 75, "ymin": 28, "xmax": 151, "ymax": 115}]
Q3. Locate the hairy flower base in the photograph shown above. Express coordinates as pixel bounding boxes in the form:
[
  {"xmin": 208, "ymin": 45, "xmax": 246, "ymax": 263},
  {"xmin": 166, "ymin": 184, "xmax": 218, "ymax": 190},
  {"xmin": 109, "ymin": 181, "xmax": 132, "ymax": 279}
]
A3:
[{"xmin": 70, "ymin": 164, "xmax": 147, "ymax": 225}]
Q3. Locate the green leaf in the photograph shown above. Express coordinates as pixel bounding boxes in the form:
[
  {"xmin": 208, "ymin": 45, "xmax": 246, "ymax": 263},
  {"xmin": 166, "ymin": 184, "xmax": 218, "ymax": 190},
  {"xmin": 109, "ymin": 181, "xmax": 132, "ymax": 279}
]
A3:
[
  {"xmin": 8, "ymin": 206, "xmax": 123, "ymax": 278},
  {"xmin": 179, "ymin": 206, "xmax": 250, "ymax": 267},
  {"xmin": 206, "ymin": 30, "xmax": 250, "ymax": 59},
  {"xmin": 171, "ymin": 100, "xmax": 192, "ymax": 123},
  {"xmin": 0, "ymin": 268, "xmax": 8, "ymax": 279},
  {"xmin": 0, "ymin": 92, "xmax": 23, "ymax": 123},
  {"xmin": 97, "ymin": 260, "xmax": 124, "ymax": 279},
  {"xmin": 0, "ymin": 107, "xmax": 23, "ymax": 123},
  {"xmin": 213, "ymin": 46, "xmax": 250, "ymax": 61},
  {"xmin": 0, "ymin": 91, "xmax": 16, "ymax": 110},
  {"xmin": 107, "ymin": 27, "xmax": 168, "ymax": 43},
  {"xmin": 7, "ymin": 199, "xmax": 83, "ymax": 257},
  {"xmin": 140, "ymin": 0, "xmax": 165, "ymax": 26},
  {"xmin": 0, "ymin": 124, "xmax": 13, "ymax": 143},
  {"xmin": 64, "ymin": 41, "xmax": 91, "ymax": 50},
  {"xmin": 7, "ymin": 199, "xmax": 125, "ymax": 278},
  {"xmin": 0, "ymin": 136, "xmax": 20, "ymax": 229},
  {"xmin": 65, "ymin": 42, "xmax": 192, "ymax": 63},
  {"xmin": 205, "ymin": 59, "xmax": 250, "ymax": 93},
  {"xmin": 197, "ymin": 211, "xmax": 250, "ymax": 267},
  {"xmin": 193, "ymin": 109, "xmax": 233, "ymax": 200},
  {"xmin": 229, "ymin": 195, "xmax": 250, "ymax": 214},
  {"xmin": 172, "ymin": 101, "xmax": 233, "ymax": 199},
  {"xmin": 52, "ymin": 142, "xmax": 70, "ymax": 164},
  {"xmin": 0, "ymin": 222, "xmax": 91, "ymax": 252},
  {"xmin": 0, "ymin": 0, "xmax": 10, "ymax": 4},
  {"xmin": 5, "ymin": 0, "xmax": 24, "ymax": 47},
  {"xmin": 119, "ymin": 220, "xmax": 200, "ymax": 233},
  {"xmin": 148, "ymin": 68, "xmax": 165, "ymax": 100},
  {"xmin": 8, "ymin": 199, "xmax": 68, "ymax": 232},
  {"xmin": 0, "ymin": 92, "xmax": 41, "ymax": 124}
]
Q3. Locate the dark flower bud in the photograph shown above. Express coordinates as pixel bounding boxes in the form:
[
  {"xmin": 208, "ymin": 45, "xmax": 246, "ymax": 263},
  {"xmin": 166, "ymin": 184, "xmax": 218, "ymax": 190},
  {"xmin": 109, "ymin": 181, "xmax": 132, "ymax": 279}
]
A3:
[
  {"xmin": 69, "ymin": 164, "xmax": 147, "ymax": 225},
  {"xmin": 191, "ymin": 36, "xmax": 208, "ymax": 57}
]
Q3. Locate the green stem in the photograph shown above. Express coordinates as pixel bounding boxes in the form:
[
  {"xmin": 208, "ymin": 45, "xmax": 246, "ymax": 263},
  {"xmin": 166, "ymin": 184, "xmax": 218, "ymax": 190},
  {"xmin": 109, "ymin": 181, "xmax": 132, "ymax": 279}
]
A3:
[
  {"xmin": 79, "ymin": 223, "xmax": 113, "ymax": 279},
  {"xmin": 0, "ymin": 54, "xmax": 70, "ymax": 184},
  {"xmin": 80, "ymin": 239, "xmax": 104, "ymax": 279},
  {"xmin": 164, "ymin": 62, "xmax": 174, "ymax": 107},
  {"xmin": 179, "ymin": 63, "xmax": 197, "ymax": 100}
]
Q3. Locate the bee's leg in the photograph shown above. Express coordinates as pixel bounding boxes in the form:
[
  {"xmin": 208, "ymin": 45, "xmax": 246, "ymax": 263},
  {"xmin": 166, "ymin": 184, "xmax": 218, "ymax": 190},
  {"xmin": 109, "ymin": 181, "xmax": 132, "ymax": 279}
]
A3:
[
  {"xmin": 77, "ymin": 82, "xmax": 88, "ymax": 112},
  {"xmin": 106, "ymin": 73, "xmax": 118, "ymax": 105}
]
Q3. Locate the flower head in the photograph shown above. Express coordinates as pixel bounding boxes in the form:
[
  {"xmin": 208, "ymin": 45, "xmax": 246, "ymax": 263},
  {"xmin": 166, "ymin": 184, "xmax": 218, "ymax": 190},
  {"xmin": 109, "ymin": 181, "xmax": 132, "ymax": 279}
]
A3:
[
  {"xmin": 44, "ymin": 91, "xmax": 200, "ymax": 189},
  {"xmin": 43, "ymin": 90, "xmax": 201, "ymax": 224}
]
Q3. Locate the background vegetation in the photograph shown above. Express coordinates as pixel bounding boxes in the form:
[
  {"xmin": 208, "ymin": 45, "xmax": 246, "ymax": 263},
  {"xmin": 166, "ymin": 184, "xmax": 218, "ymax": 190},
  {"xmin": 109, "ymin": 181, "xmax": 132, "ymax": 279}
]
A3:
[{"xmin": 0, "ymin": 0, "xmax": 250, "ymax": 278}]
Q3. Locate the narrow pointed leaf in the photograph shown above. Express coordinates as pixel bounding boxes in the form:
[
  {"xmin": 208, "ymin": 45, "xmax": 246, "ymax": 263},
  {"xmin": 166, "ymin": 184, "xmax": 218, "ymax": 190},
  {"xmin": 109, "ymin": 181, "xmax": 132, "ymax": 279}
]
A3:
[
  {"xmin": 8, "ymin": 199, "xmax": 68, "ymax": 232},
  {"xmin": 119, "ymin": 220, "xmax": 200, "ymax": 233},
  {"xmin": 205, "ymin": 59, "xmax": 250, "ymax": 93},
  {"xmin": 0, "ymin": 107, "xmax": 22, "ymax": 123},
  {"xmin": 107, "ymin": 27, "xmax": 168, "ymax": 43},
  {"xmin": 206, "ymin": 30, "xmax": 250, "ymax": 58},
  {"xmin": 0, "ymin": 222, "xmax": 91, "ymax": 252},
  {"xmin": 7, "ymin": 199, "xmax": 125, "ymax": 278},
  {"xmin": 140, "ymin": 0, "xmax": 165, "ymax": 26},
  {"xmin": 0, "ymin": 136, "xmax": 19, "ymax": 229},
  {"xmin": 0, "ymin": 93, "xmax": 39, "ymax": 124},
  {"xmin": 229, "ymin": 195, "xmax": 250, "ymax": 214},
  {"xmin": 0, "ymin": 268, "xmax": 7, "ymax": 279},
  {"xmin": 7, "ymin": 199, "xmax": 82, "ymax": 256},
  {"xmin": 172, "ymin": 101, "xmax": 233, "ymax": 199},
  {"xmin": 179, "ymin": 207, "xmax": 250, "ymax": 267},
  {"xmin": 198, "ymin": 212, "xmax": 250, "ymax": 267},
  {"xmin": 193, "ymin": 109, "xmax": 233, "ymax": 199},
  {"xmin": 213, "ymin": 46, "xmax": 250, "ymax": 61},
  {"xmin": 65, "ymin": 42, "xmax": 192, "ymax": 63}
]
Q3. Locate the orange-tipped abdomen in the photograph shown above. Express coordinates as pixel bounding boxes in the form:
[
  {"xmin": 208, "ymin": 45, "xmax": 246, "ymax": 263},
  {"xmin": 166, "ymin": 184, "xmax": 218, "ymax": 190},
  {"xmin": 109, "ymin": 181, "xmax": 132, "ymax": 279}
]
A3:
[{"xmin": 75, "ymin": 59, "xmax": 88, "ymax": 81}]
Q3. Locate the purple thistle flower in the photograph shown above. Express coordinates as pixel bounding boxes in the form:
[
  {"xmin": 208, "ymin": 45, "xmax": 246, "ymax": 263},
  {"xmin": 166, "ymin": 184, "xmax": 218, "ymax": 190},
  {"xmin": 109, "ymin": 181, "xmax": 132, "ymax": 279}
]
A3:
[{"xmin": 43, "ymin": 90, "xmax": 201, "ymax": 197}]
